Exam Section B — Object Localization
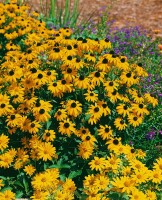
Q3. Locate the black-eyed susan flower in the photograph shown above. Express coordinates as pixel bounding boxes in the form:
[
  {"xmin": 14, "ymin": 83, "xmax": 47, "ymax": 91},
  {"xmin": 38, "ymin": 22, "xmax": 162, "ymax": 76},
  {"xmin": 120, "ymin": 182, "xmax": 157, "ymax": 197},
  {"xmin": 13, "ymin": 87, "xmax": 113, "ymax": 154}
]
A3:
[
  {"xmin": 54, "ymin": 109, "xmax": 67, "ymax": 121},
  {"xmin": 74, "ymin": 74, "xmax": 89, "ymax": 89},
  {"xmin": 89, "ymin": 71, "xmax": 105, "ymax": 86},
  {"xmin": 104, "ymin": 80, "xmax": 119, "ymax": 93},
  {"xmin": 34, "ymin": 108, "xmax": 51, "ymax": 122},
  {"xmin": 66, "ymin": 100, "xmax": 82, "ymax": 117},
  {"xmin": 144, "ymin": 93, "xmax": 158, "ymax": 107},
  {"xmin": 131, "ymin": 103, "xmax": 149, "ymax": 116},
  {"xmin": 81, "ymin": 133, "xmax": 97, "ymax": 147},
  {"xmin": 59, "ymin": 119, "xmax": 76, "ymax": 136},
  {"xmin": 98, "ymin": 101, "xmax": 111, "ymax": 116},
  {"xmin": 106, "ymin": 90, "xmax": 121, "ymax": 102},
  {"xmin": 6, "ymin": 113, "xmax": 22, "ymax": 127},
  {"xmin": 98, "ymin": 125, "xmax": 113, "ymax": 140},
  {"xmin": 28, "ymin": 120, "xmax": 42, "ymax": 134},
  {"xmin": 43, "ymin": 130, "xmax": 56, "ymax": 142},
  {"xmin": 87, "ymin": 103, "xmax": 103, "ymax": 119},
  {"xmin": 48, "ymin": 81, "xmax": 63, "ymax": 97},
  {"xmin": 127, "ymin": 113, "xmax": 143, "ymax": 127},
  {"xmin": 84, "ymin": 90, "xmax": 98, "ymax": 102},
  {"xmin": 62, "ymin": 66, "xmax": 77, "ymax": 82},
  {"xmin": 116, "ymin": 103, "xmax": 131, "ymax": 117},
  {"xmin": 120, "ymin": 71, "xmax": 136, "ymax": 86},
  {"xmin": 114, "ymin": 117, "xmax": 127, "ymax": 130}
]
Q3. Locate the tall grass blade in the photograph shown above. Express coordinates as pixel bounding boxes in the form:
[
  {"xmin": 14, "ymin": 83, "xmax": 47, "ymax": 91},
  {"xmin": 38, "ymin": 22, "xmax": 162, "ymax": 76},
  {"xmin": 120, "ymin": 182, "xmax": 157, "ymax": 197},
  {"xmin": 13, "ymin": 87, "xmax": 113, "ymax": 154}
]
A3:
[{"xmin": 50, "ymin": 0, "xmax": 57, "ymax": 22}]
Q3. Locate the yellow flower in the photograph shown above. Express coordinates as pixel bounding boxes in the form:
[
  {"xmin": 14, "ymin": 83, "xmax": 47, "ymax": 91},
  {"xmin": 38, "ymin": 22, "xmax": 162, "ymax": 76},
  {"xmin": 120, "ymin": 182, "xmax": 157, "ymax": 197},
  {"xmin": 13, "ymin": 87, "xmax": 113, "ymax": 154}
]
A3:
[
  {"xmin": 128, "ymin": 188, "xmax": 147, "ymax": 200},
  {"xmin": 59, "ymin": 119, "xmax": 76, "ymax": 136},
  {"xmin": 98, "ymin": 125, "xmax": 113, "ymax": 140},
  {"xmin": 0, "ymin": 134, "xmax": 9, "ymax": 151},
  {"xmin": 66, "ymin": 100, "xmax": 82, "ymax": 117},
  {"xmin": 111, "ymin": 176, "xmax": 136, "ymax": 194},
  {"xmin": 24, "ymin": 165, "xmax": 36, "ymax": 176},
  {"xmin": 62, "ymin": 178, "xmax": 76, "ymax": 194},
  {"xmin": 89, "ymin": 156, "xmax": 106, "ymax": 172},
  {"xmin": 94, "ymin": 175, "xmax": 109, "ymax": 190},
  {"xmin": 78, "ymin": 142, "xmax": 94, "ymax": 159},
  {"xmin": 150, "ymin": 170, "xmax": 162, "ymax": 184},
  {"xmin": 0, "ymin": 190, "xmax": 15, "ymax": 200},
  {"xmin": 84, "ymin": 90, "xmax": 98, "ymax": 103},
  {"xmin": 145, "ymin": 190, "xmax": 157, "ymax": 200},
  {"xmin": 43, "ymin": 130, "xmax": 56, "ymax": 142},
  {"xmin": 37, "ymin": 142, "xmax": 56, "ymax": 161},
  {"xmin": 0, "ymin": 179, "xmax": 4, "ymax": 189},
  {"xmin": 114, "ymin": 117, "xmax": 127, "ymax": 130}
]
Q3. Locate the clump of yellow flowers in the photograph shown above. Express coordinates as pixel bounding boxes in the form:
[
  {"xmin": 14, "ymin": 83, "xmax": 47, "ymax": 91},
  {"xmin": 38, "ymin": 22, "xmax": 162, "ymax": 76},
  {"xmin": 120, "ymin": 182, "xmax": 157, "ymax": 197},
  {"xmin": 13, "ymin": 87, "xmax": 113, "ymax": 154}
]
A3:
[{"xmin": 0, "ymin": 1, "xmax": 161, "ymax": 200}]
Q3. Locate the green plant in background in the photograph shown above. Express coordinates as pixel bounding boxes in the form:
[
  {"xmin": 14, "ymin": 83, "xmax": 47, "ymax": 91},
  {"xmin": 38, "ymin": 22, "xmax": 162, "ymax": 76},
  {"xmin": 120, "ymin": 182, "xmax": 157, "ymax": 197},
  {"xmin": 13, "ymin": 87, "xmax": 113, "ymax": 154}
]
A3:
[{"xmin": 44, "ymin": 0, "xmax": 80, "ymax": 28}]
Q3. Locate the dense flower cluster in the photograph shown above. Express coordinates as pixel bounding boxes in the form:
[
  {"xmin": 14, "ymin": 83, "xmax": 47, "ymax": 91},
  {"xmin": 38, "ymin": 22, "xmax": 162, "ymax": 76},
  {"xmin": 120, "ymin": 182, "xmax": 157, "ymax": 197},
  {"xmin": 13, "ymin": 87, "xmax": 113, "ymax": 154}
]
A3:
[{"xmin": 0, "ymin": 1, "xmax": 161, "ymax": 199}]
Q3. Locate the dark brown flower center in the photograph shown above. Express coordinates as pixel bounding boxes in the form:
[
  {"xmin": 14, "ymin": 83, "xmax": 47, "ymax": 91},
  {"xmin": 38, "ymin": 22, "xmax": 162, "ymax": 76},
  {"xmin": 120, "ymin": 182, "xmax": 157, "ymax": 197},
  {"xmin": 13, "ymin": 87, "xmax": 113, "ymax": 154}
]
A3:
[
  {"xmin": 120, "ymin": 58, "xmax": 125, "ymax": 63},
  {"xmin": 64, "ymin": 122, "xmax": 70, "ymax": 128},
  {"xmin": 53, "ymin": 82, "xmax": 57, "ymax": 87},
  {"xmin": 38, "ymin": 73, "xmax": 43, "ymax": 79},
  {"xmin": 46, "ymin": 132, "xmax": 50, "ymax": 137},
  {"xmin": 39, "ymin": 109, "xmax": 45, "ymax": 114},
  {"xmin": 126, "ymin": 73, "xmax": 132, "ymax": 78},
  {"xmin": 94, "ymin": 107, "xmax": 99, "ymax": 112},
  {"xmin": 105, "ymin": 128, "xmax": 109, "ymax": 132},
  {"xmin": 95, "ymin": 72, "xmax": 100, "ymax": 77},
  {"xmin": 47, "ymin": 71, "xmax": 51, "ymax": 76},
  {"xmin": 67, "ymin": 45, "xmax": 72, "ymax": 50},
  {"xmin": 109, "ymin": 81, "xmax": 113, "ymax": 86},
  {"xmin": 9, "ymin": 70, "xmax": 14, "ymax": 76},
  {"xmin": 1, "ymin": 103, "xmax": 5, "ymax": 108},
  {"xmin": 79, "ymin": 75, "xmax": 84, "ymax": 80},
  {"xmin": 113, "ymin": 139, "xmax": 119, "ymax": 145},
  {"xmin": 139, "ymin": 104, "xmax": 143, "ymax": 109},
  {"xmin": 61, "ymin": 80, "xmax": 66, "ymax": 85},
  {"xmin": 102, "ymin": 58, "xmax": 108, "ymax": 64},
  {"xmin": 31, "ymin": 123, "xmax": 35, "ymax": 128},
  {"xmin": 67, "ymin": 55, "xmax": 72, "ymax": 60},
  {"xmin": 11, "ymin": 115, "xmax": 15, "ymax": 120},
  {"xmin": 120, "ymin": 120, "xmax": 124, "ymax": 124},
  {"xmin": 86, "ymin": 136, "xmax": 90, "ymax": 140},
  {"xmin": 67, "ymin": 68, "xmax": 72, "ymax": 73},
  {"xmin": 71, "ymin": 102, "xmax": 76, "ymax": 108}
]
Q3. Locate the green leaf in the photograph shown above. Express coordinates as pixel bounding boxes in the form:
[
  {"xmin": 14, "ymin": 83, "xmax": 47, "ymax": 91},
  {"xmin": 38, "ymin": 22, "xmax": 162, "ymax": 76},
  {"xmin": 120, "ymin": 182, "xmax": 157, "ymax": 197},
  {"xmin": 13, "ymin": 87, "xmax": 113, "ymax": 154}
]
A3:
[
  {"xmin": 14, "ymin": 181, "xmax": 23, "ymax": 188},
  {"xmin": 16, "ymin": 190, "xmax": 23, "ymax": 198},
  {"xmin": 46, "ymin": 120, "xmax": 52, "ymax": 129},
  {"xmin": 0, "ymin": 176, "xmax": 6, "ymax": 180},
  {"xmin": 68, "ymin": 170, "xmax": 82, "ymax": 179},
  {"xmin": 84, "ymin": 114, "xmax": 91, "ymax": 121},
  {"xmin": 59, "ymin": 174, "xmax": 66, "ymax": 181},
  {"xmin": 23, "ymin": 178, "xmax": 29, "ymax": 193}
]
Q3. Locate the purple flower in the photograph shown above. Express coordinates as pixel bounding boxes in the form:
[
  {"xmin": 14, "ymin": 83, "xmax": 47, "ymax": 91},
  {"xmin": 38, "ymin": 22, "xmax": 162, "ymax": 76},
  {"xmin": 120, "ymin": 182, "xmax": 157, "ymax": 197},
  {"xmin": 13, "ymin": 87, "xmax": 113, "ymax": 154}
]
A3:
[
  {"xmin": 158, "ymin": 130, "xmax": 162, "ymax": 135},
  {"xmin": 146, "ymin": 130, "xmax": 156, "ymax": 140}
]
